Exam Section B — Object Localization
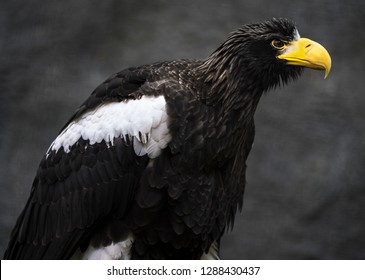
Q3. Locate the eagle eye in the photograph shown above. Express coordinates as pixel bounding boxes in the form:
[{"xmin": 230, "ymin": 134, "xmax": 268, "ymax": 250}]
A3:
[{"xmin": 271, "ymin": 40, "xmax": 285, "ymax": 50}]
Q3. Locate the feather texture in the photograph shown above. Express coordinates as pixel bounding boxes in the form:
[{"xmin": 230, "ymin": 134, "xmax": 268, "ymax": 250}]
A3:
[{"xmin": 48, "ymin": 95, "xmax": 170, "ymax": 158}]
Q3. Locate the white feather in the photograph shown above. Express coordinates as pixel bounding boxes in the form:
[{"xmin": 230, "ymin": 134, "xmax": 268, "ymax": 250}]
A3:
[
  {"xmin": 72, "ymin": 237, "xmax": 134, "ymax": 260},
  {"xmin": 48, "ymin": 95, "xmax": 171, "ymax": 158},
  {"xmin": 200, "ymin": 241, "xmax": 220, "ymax": 260}
]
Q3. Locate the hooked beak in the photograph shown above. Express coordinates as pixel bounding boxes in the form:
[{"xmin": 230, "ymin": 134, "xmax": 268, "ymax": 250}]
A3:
[{"xmin": 277, "ymin": 38, "xmax": 331, "ymax": 78}]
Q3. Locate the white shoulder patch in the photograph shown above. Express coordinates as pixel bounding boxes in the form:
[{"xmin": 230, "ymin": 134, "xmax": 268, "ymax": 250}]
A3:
[{"xmin": 48, "ymin": 95, "xmax": 171, "ymax": 158}]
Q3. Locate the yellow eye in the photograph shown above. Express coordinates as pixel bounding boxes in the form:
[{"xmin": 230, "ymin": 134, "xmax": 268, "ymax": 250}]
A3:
[{"xmin": 271, "ymin": 40, "xmax": 285, "ymax": 50}]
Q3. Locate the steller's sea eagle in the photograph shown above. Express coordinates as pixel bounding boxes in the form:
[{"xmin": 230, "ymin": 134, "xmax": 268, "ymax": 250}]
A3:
[{"xmin": 4, "ymin": 18, "xmax": 331, "ymax": 260}]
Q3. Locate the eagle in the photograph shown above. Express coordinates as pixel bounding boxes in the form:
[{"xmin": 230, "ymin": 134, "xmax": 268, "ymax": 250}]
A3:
[{"xmin": 4, "ymin": 18, "xmax": 331, "ymax": 260}]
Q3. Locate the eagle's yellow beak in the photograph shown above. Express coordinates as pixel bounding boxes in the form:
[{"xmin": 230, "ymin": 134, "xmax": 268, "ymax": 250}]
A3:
[{"xmin": 277, "ymin": 38, "xmax": 331, "ymax": 78}]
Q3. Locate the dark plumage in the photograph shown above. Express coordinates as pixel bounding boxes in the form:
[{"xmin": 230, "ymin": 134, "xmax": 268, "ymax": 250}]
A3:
[{"xmin": 4, "ymin": 18, "xmax": 331, "ymax": 259}]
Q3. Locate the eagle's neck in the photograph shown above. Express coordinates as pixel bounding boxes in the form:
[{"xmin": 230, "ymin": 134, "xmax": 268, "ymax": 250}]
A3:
[
  {"xmin": 197, "ymin": 43, "xmax": 268, "ymax": 109},
  {"xmin": 193, "ymin": 47, "xmax": 267, "ymax": 164}
]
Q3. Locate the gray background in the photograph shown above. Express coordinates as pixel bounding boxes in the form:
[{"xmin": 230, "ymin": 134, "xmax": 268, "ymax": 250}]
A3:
[{"xmin": 1, "ymin": 0, "xmax": 364, "ymax": 259}]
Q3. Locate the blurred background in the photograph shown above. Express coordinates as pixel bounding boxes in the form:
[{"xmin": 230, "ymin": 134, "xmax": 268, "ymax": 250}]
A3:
[{"xmin": 1, "ymin": 0, "xmax": 364, "ymax": 259}]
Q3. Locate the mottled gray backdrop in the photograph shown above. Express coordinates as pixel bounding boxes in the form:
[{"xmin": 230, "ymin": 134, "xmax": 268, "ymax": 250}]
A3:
[{"xmin": 1, "ymin": 0, "xmax": 364, "ymax": 259}]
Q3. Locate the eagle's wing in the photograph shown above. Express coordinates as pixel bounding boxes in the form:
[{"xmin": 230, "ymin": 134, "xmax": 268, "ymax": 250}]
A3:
[{"xmin": 4, "ymin": 68, "xmax": 173, "ymax": 259}]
